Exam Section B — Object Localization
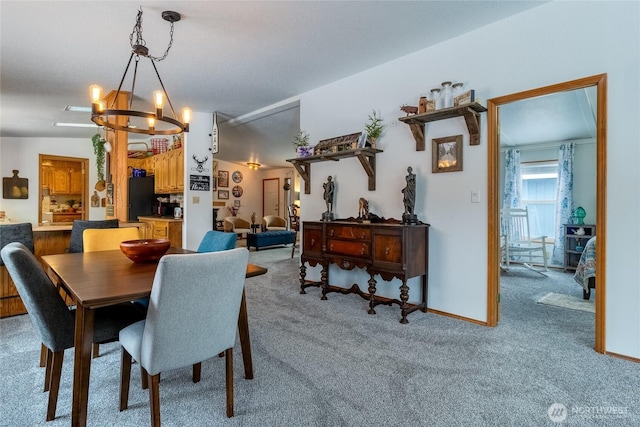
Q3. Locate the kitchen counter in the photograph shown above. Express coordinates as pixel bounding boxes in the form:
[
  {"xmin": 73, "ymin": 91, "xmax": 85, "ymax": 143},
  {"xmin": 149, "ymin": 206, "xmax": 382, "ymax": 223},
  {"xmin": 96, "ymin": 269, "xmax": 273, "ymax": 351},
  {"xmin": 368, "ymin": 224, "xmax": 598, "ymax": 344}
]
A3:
[
  {"xmin": 137, "ymin": 216, "xmax": 183, "ymax": 222},
  {"xmin": 33, "ymin": 222, "xmax": 145, "ymax": 232}
]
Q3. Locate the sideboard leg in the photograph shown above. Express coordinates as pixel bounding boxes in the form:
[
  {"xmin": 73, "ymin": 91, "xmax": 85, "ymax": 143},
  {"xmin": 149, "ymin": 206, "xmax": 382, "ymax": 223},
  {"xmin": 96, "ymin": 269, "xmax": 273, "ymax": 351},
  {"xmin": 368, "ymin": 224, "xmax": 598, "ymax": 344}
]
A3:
[
  {"xmin": 299, "ymin": 263, "xmax": 307, "ymax": 294},
  {"xmin": 320, "ymin": 264, "xmax": 329, "ymax": 300},
  {"xmin": 399, "ymin": 281, "xmax": 410, "ymax": 324},
  {"xmin": 367, "ymin": 275, "xmax": 377, "ymax": 314}
]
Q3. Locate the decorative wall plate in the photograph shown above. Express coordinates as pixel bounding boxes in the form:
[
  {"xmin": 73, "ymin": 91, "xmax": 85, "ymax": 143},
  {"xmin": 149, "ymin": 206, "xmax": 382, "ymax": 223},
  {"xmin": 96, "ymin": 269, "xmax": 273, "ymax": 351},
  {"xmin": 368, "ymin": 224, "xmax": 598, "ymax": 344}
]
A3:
[
  {"xmin": 232, "ymin": 171, "xmax": 243, "ymax": 183},
  {"xmin": 232, "ymin": 185, "xmax": 244, "ymax": 197}
]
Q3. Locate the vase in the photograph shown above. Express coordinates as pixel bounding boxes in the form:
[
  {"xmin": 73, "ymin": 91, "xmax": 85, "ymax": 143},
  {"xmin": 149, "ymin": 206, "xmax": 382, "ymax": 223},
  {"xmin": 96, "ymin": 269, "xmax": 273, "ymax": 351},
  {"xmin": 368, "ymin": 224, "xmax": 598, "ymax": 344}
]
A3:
[{"xmin": 296, "ymin": 146, "xmax": 313, "ymax": 157}]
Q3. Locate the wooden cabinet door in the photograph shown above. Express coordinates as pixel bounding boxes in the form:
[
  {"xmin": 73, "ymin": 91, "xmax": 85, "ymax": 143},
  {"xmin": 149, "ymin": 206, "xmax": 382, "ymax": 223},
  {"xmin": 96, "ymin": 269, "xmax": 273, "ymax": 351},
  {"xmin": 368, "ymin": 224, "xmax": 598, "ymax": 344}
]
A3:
[
  {"xmin": 155, "ymin": 153, "xmax": 169, "ymax": 193},
  {"xmin": 175, "ymin": 149, "xmax": 184, "ymax": 191},
  {"xmin": 167, "ymin": 149, "xmax": 184, "ymax": 192},
  {"xmin": 52, "ymin": 167, "xmax": 70, "ymax": 194},
  {"xmin": 70, "ymin": 167, "xmax": 83, "ymax": 194},
  {"xmin": 41, "ymin": 165, "xmax": 52, "ymax": 189}
]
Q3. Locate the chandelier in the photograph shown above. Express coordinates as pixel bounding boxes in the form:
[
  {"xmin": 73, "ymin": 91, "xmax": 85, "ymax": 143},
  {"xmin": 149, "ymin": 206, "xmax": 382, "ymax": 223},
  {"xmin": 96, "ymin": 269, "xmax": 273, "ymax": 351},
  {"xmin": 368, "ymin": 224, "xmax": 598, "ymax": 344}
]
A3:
[
  {"xmin": 90, "ymin": 9, "xmax": 190, "ymax": 135},
  {"xmin": 247, "ymin": 162, "xmax": 261, "ymax": 170}
]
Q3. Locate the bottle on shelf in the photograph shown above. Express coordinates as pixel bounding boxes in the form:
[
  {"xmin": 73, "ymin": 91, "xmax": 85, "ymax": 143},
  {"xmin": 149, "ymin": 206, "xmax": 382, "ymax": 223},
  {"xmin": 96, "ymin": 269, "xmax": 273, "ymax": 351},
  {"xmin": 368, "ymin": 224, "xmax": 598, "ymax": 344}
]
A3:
[
  {"xmin": 430, "ymin": 88, "xmax": 442, "ymax": 110},
  {"xmin": 441, "ymin": 81, "xmax": 453, "ymax": 108}
]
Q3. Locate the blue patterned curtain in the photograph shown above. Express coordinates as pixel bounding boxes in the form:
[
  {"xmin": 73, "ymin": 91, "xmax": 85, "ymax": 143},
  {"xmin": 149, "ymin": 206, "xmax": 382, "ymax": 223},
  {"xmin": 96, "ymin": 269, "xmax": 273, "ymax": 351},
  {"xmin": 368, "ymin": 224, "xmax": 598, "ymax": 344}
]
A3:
[
  {"xmin": 502, "ymin": 149, "xmax": 521, "ymax": 209},
  {"xmin": 552, "ymin": 143, "xmax": 575, "ymax": 264}
]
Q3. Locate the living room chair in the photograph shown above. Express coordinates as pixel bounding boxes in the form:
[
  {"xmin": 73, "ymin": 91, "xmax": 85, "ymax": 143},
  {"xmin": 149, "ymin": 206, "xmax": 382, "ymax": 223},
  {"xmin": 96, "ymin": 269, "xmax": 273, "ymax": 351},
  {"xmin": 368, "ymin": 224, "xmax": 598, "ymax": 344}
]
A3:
[
  {"xmin": 0, "ymin": 242, "xmax": 145, "ymax": 422},
  {"xmin": 68, "ymin": 219, "xmax": 119, "ymax": 253},
  {"xmin": 197, "ymin": 230, "xmax": 237, "ymax": 253},
  {"xmin": 118, "ymin": 248, "xmax": 250, "ymax": 425},
  {"xmin": 500, "ymin": 207, "xmax": 548, "ymax": 276},
  {"xmin": 223, "ymin": 216, "xmax": 251, "ymax": 239},
  {"xmin": 262, "ymin": 215, "xmax": 287, "ymax": 232}
]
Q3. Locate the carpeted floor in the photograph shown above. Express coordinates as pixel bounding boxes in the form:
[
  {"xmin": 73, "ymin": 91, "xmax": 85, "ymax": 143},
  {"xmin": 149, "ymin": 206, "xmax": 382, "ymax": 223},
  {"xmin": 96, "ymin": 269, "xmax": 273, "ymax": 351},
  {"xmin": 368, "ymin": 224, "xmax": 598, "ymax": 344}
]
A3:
[{"xmin": 0, "ymin": 247, "xmax": 638, "ymax": 426}]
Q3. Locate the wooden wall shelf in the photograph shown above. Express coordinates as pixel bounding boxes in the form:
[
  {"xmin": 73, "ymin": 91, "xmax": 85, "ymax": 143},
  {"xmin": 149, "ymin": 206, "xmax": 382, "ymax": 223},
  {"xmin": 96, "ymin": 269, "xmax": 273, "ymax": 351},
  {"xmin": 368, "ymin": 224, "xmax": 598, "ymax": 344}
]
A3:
[
  {"xmin": 398, "ymin": 102, "xmax": 487, "ymax": 149},
  {"xmin": 286, "ymin": 147, "xmax": 383, "ymax": 194}
]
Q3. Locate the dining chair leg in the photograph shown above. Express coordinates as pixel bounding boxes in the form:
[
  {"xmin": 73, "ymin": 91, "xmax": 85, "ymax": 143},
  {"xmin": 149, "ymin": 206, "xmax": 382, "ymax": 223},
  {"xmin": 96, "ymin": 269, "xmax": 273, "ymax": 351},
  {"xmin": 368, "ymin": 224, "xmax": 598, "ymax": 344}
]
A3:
[
  {"xmin": 119, "ymin": 348, "xmax": 132, "ymax": 411},
  {"xmin": 141, "ymin": 367, "xmax": 149, "ymax": 390},
  {"xmin": 44, "ymin": 348, "xmax": 53, "ymax": 391},
  {"xmin": 92, "ymin": 343, "xmax": 100, "ymax": 358},
  {"xmin": 46, "ymin": 350, "xmax": 64, "ymax": 421},
  {"xmin": 39, "ymin": 343, "xmax": 47, "ymax": 367},
  {"xmin": 192, "ymin": 362, "xmax": 201, "ymax": 383},
  {"xmin": 148, "ymin": 373, "xmax": 161, "ymax": 427},
  {"xmin": 225, "ymin": 348, "xmax": 234, "ymax": 418}
]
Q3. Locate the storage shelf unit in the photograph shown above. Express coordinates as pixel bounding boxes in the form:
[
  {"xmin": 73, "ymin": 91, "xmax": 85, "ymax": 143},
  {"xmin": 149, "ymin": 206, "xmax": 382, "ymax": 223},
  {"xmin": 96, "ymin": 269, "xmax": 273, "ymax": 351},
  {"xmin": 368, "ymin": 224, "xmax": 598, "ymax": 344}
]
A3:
[{"xmin": 563, "ymin": 223, "xmax": 596, "ymax": 272}]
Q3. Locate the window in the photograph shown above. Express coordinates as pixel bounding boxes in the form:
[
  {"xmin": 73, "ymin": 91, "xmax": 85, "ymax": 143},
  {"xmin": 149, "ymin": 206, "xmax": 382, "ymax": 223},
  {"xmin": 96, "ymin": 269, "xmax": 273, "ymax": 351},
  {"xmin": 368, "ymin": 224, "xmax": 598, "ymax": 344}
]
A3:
[{"xmin": 520, "ymin": 161, "xmax": 558, "ymax": 240}]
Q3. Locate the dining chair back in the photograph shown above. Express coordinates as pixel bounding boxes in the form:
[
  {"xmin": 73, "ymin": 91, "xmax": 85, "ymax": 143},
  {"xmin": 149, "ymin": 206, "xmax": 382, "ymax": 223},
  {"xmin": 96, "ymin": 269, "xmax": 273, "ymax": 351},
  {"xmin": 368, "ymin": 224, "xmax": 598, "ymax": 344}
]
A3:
[
  {"xmin": 197, "ymin": 230, "xmax": 237, "ymax": 253},
  {"xmin": 68, "ymin": 219, "xmax": 119, "ymax": 253},
  {"xmin": 0, "ymin": 242, "xmax": 144, "ymax": 421},
  {"xmin": 0, "ymin": 222, "xmax": 34, "ymax": 265},
  {"xmin": 119, "ymin": 248, "xmax": 250, "ymax": 425},
  {"xmin": 83, "ymin": 227, "xmax": 141, "ymax": 252}
]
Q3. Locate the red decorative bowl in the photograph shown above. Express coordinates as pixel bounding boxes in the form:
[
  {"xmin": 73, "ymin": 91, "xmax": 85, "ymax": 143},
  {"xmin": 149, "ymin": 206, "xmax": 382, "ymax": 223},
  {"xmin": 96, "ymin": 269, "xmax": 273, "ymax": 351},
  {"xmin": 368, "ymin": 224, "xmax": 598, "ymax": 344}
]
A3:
[{"xmin": 120, "ymin": 239, "xmax": 171, "ymax": 263}]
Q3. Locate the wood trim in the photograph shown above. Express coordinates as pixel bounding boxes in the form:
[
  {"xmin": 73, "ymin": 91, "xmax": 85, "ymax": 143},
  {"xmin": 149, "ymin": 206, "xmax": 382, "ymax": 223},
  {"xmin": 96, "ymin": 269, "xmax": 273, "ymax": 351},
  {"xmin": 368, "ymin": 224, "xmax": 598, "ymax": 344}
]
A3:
[{"xmin": 486, "ymin": 74, "xmax": 607, "ymax": 354}]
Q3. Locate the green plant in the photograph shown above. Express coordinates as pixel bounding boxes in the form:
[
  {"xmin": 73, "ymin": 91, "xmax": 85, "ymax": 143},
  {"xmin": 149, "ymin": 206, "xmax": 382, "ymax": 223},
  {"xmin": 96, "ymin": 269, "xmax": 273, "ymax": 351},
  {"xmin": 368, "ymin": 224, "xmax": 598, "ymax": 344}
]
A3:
[
  {"xmin": 91, "ymin": 133, "xmax": 106, "ymax": 182},
  {"xmin": 292, "ymin": 129, "xmax": 310, "ymax": 149},
  {"xmin": 364, "ymin": 110, "xmax": 385, "ymax": 140}
]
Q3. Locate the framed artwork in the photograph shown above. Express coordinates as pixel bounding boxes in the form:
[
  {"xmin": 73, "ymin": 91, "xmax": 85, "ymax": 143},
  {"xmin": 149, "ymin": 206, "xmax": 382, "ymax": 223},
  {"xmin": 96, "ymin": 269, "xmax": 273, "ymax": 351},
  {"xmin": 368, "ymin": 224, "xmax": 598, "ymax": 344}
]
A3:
[
  {"xmin": 232, "ymin": 170, "xmax": 243, "ymax": 183},
  {"xmin": 232, "ymin": 185, "xmax": 244, "ymax": 197},
  {"xmin": 432, "ymin": 135, "xmax": 463, "ymax": 173},
  {"xmin": 218, "ymin": 170, "xmax": 229, "ymax": 188},
  {"xmin": 218, "ymin": 189, "xmax": 229, "ymax": 200},
  {"xmin": 234, "ymin": 199, "xmax": 241, "ymax": 207}
]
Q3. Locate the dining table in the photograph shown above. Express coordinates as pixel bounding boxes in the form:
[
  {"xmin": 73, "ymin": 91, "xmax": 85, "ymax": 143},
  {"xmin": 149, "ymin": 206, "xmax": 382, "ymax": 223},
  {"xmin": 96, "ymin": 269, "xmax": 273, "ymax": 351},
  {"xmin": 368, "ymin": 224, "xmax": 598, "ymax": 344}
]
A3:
[{"xmin": 41, "ymin": 248, "xmax": 267, "ymax": 427}]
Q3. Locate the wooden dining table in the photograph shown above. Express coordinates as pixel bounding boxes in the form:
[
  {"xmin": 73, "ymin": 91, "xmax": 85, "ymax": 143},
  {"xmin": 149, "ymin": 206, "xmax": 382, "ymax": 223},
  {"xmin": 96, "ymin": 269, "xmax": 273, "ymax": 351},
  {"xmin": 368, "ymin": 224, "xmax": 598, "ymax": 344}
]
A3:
[{"xmin": 41, "ymin": 248, "xmax": 267, "ymax": 427}]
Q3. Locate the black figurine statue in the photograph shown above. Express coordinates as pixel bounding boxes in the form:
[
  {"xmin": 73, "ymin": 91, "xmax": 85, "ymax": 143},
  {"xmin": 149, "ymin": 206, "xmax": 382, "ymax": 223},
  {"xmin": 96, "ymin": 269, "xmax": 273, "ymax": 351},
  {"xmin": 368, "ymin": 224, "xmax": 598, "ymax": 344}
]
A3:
[
  {"xmin": 322, "ymin": 176, "xmax": 335, "ymax": 221},
  {"xmin": 402, "ymin": 166, "xmax": 418, "ymax": 224}
]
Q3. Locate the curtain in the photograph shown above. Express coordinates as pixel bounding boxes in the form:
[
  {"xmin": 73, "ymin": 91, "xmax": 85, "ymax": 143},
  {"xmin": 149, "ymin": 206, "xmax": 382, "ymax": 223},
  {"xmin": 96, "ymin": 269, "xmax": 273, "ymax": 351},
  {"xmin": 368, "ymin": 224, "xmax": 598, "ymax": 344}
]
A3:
[
  {"xmin": 502, "ymin": 149, "xmax": 521, "ymax": 209},
  {"xmin": 552, "ymin": 143, "xmax": 575, "ymax": 264}
]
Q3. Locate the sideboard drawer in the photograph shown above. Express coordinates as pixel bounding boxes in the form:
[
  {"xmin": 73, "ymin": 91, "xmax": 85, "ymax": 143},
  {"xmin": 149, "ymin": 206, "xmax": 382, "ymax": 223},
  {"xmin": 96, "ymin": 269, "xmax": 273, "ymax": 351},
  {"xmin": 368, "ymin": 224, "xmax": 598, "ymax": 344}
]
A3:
[
  {"xmin": 326, "ymin": 239, "xmax": 370, "ymax": 258},
  {"xmin": 303, "ymin": 227, "xmax": 323, "ymax": 256},
  {"xmin": 326, "ymin": 225, "xmax": 371, "ymax": 241}
]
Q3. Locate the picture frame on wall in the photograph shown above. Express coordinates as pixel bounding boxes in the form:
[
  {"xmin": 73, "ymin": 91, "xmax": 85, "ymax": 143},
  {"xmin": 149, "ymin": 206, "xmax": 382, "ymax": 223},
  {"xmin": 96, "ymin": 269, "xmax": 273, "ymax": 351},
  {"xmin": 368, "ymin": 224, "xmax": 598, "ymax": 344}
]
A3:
[
  {"xmin": 234, "ymin": 199, "xmax": 241, "ymax": 207},
  {"xmin": 432, "ymin": 135, "xmax": 463, "ymax": 173},
  {"xmin": 218, "ymin": 170, "xmax": 229, "ymax": 188},
  {"xmin": 218, "ymin": 189, "xmax": 229, "ymax": 200}
]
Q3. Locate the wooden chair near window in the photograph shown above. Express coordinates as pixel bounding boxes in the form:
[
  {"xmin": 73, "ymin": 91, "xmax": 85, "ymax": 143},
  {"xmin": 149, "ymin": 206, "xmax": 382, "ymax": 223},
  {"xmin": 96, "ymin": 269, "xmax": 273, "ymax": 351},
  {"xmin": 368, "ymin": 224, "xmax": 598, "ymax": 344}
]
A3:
[
  {"xmin": 500, "ymin": 207, "xmax": 548, "ymax": 276},
  {"xmin": 288, "ymin": 204, "xmax": 300, "ymax": 258}
]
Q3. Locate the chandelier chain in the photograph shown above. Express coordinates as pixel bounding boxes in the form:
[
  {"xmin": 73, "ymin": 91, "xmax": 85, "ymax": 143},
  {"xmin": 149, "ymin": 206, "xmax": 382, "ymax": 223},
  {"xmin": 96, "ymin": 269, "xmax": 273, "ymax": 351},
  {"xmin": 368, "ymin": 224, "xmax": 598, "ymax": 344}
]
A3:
[{"xmin": 129, "ymin": 8, "xmax": 175, "ymax": 63}]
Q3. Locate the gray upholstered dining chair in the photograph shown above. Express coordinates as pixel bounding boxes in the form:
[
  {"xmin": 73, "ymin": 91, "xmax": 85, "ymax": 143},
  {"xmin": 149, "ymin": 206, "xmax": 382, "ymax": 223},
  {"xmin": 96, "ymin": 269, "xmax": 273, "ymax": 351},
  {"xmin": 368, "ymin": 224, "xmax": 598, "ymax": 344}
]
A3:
[
  {"xmin": 0, "ymin": 222, "xmax": 34, "ymax": 260},
  {"xmin": 0, "ymin": 242, "xmax": 145, "ymax": 422},
  {"xmin": 119, "ymin": 248, "xmax": 249, "ymax": 426}
]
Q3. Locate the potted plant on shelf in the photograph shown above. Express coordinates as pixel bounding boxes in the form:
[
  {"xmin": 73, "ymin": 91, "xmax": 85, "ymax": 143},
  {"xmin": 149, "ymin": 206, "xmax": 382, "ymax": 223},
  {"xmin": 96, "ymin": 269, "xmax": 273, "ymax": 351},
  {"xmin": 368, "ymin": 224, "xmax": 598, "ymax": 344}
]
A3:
[
  {"xmin": 91, "ymin": 133, "xmax": 107, "ymax": 191},
  {"xmin": 364, "ymin": 110, "xmax": 386, "ymax": 148},
  {"xmin": 292, "ymin": 129, "xmax": 313, "ymax": 157}
]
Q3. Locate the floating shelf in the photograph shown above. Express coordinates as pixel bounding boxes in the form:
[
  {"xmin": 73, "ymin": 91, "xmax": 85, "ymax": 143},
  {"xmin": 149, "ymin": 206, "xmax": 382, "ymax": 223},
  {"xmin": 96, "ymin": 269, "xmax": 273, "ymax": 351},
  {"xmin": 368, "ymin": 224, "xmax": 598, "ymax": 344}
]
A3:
[
  {"xmin": 398, "ymin": 102, "xmax": 487, "ymax": 149},
  {"xmin": 286, "ymin": 147, "xmax": 382, "ymax": 194}
]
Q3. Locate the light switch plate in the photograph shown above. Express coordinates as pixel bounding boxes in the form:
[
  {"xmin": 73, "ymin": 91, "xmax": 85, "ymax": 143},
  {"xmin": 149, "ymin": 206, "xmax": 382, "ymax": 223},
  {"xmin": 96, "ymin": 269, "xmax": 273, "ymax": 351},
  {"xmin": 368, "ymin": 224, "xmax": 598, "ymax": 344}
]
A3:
[
  {"xmin": 193, "ymin": 196, "xmax": 200, "ymax": 204},
  {"xmin": 471, "ymin": 191, "xmax": 479, "ymax": 203}
]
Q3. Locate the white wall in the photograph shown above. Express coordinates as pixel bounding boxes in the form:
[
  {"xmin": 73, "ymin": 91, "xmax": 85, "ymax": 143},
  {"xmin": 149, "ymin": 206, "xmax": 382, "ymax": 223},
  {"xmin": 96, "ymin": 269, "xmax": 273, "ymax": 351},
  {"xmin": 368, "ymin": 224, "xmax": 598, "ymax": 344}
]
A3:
[
  {"xmin": 298, "ymin": 1, "xmax": 639, "ymax": 357},
  {"xmin": 0, "ymin": 137, "xmax": 101, "ymax": 223}
]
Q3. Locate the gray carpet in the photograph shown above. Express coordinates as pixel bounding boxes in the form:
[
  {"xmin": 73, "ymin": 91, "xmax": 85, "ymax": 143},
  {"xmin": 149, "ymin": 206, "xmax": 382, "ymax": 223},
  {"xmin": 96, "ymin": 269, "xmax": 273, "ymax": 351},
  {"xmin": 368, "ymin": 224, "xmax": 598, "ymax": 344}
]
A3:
[{"xmin": 1, "ymin": 247, "xmax": 638, "ymax": 426}]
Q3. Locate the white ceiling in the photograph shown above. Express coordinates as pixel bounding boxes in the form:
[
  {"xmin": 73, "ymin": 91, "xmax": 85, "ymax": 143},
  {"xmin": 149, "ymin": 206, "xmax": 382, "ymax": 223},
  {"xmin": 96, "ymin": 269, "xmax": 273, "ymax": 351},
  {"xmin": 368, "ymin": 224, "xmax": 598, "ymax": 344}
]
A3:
[{"xmin": 1, "ymin": 1, "xmax": 550, "ymax": 169}]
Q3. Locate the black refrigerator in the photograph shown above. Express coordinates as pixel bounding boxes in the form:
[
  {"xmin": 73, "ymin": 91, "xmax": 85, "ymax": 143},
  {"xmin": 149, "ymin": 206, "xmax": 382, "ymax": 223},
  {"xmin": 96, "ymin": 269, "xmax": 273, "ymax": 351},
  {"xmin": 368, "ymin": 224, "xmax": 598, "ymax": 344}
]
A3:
[{"xmin": 128, "ymin": 176, "xmax": 158, "ymax": 221}]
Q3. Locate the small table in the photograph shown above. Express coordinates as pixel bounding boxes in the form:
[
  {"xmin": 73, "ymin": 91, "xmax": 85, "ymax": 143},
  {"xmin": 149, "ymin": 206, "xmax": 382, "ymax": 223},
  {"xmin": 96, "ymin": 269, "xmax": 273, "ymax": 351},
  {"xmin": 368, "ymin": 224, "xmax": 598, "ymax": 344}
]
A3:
[
  {"xmin": 42, "ymin": 249, "xmax": 267, "ymax": 427},
  {"xmin": 250, "ymin": 223, "xmax": 260, "ymax": 233}
]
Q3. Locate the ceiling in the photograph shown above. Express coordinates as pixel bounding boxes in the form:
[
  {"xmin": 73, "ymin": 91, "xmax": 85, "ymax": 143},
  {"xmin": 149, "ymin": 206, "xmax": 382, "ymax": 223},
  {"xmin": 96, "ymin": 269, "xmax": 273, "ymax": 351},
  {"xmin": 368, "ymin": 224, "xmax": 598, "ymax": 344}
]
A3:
[{"xmin": 1, "ymin": 1, "xmax": 549, "ymax": 169}]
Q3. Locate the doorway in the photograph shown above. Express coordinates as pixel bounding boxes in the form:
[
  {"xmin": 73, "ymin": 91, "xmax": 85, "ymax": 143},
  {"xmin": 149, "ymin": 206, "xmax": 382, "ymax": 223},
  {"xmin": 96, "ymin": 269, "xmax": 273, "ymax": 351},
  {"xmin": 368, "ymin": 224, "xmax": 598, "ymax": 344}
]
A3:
[
  {"xmin": 39, "ymin": 154, "xmax": 89, "ymax": 224},
  {"xmin": 487, "ymin": 74, "xmax": 607, "ymax": 353},
  {"xmin": 262, "ymin": 178, "xmax": 280, "ymax": 218}
]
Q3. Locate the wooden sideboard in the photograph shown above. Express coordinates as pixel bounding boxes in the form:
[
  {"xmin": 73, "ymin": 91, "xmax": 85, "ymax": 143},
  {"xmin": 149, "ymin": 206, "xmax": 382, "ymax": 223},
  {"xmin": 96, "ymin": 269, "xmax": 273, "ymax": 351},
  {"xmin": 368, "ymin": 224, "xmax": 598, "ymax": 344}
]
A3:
[{"xmin": 299, "ymin": 220, "xmax": 430, "ymax": 323}]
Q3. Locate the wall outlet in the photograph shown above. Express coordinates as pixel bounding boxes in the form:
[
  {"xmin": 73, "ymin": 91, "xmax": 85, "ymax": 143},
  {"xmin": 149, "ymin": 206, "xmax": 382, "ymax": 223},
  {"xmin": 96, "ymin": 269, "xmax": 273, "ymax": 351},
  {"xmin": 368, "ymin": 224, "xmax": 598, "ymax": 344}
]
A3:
[
  {"xmin": 471, "ymin": 191, "xmax": 479, "ymax": 203},
  {"xmin": 193, "ymin": 196, "xmax": 200, "ymax": 204}
]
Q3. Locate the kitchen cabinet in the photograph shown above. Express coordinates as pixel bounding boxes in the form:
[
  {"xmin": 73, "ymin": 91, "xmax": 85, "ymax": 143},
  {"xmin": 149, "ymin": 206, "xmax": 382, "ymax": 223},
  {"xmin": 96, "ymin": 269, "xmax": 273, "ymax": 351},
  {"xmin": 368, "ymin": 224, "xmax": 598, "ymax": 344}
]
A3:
[
  {"xmin": 41, "ymin": 165, "xmax": 53, "ymax": 189},
  {"xmin": 52, "ymin": 212, "xmax": 82, "ymax": 223},
  {"xmin": 153, "ymin": 148, "xmax": 183, "ymax": 193},
  {"xmin": 50, "ymin": 161, "xmax": 83, "ymax": 195},
  {"xmin": 137, "ymin": 216, "xmax": 183, "ymax": 248}
]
